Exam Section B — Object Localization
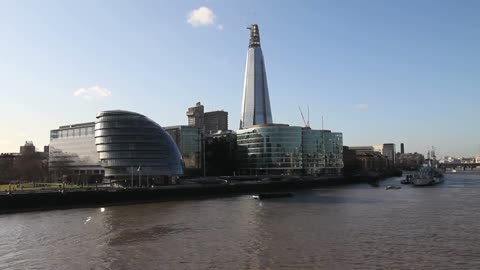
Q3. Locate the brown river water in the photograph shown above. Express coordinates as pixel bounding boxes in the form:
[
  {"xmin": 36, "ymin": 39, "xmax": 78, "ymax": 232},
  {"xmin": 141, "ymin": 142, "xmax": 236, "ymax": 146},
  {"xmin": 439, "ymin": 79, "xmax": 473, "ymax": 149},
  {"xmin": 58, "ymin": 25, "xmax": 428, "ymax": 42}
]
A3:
[{"xmin": 1, "ymin": 172, "xmax": 480, "ymax": 269}]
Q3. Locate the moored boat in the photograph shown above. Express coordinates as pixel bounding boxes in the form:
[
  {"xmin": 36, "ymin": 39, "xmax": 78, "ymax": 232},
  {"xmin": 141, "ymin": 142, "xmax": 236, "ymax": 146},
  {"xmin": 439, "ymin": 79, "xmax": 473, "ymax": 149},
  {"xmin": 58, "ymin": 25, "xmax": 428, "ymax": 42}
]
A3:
[{"xmin": 412, "ymin": 147, "xmax": 444, "ymax": 187}]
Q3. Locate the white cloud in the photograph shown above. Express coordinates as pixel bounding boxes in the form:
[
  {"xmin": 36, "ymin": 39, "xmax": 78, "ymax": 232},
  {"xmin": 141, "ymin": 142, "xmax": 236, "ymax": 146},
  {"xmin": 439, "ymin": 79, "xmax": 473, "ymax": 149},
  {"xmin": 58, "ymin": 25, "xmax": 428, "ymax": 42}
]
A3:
[
  {"xmin": 73, "ymin": 86, "xmax": 112, "ymax": 100},
  {"xmin": 354, "ymin": 103, "xmax": 369, "ymax": 110},
  {"xmin": 217, "ymin": 24, "xmax": 224, "ymax": 30},
  {"xmin": 187, "ymin": 6, "xmax": 216, "ymax": 27}
]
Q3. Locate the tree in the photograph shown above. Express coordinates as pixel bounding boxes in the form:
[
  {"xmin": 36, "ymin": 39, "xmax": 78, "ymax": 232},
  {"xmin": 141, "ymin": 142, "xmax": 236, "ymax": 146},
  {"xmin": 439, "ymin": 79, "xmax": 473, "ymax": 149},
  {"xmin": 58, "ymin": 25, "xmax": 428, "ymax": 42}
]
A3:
[{"xmin": 14, "ymin": 153, "xmax": 44, "ymax": 186}]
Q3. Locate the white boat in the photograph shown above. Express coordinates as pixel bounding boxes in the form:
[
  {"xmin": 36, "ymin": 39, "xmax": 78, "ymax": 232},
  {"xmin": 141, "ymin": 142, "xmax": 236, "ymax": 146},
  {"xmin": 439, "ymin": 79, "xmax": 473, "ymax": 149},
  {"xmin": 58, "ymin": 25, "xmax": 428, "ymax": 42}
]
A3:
[{"xmin": 412, "ymin": 147, "xmax": 444, "ymax": 187}]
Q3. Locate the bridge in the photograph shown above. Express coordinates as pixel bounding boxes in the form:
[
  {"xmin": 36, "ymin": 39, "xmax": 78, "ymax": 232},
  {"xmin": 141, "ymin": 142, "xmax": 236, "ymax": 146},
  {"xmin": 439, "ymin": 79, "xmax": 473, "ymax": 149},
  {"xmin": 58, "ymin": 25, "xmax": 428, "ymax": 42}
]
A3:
[{"xmin": 438, "ymin": 163, "xmax": 480, "ymax": 170}]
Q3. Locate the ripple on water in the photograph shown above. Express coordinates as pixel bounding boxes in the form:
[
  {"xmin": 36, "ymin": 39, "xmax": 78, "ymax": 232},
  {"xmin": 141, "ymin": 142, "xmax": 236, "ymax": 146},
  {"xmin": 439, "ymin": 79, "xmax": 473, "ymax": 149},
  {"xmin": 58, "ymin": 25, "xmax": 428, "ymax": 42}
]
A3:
[{"xmin": 1, "ymin": 174, "xmax": 480, "ymax": 269}]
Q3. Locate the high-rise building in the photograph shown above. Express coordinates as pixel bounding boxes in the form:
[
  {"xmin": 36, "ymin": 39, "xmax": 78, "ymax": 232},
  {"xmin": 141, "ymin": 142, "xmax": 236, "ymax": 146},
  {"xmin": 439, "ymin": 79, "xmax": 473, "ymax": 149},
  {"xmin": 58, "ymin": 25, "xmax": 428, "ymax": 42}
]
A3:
[
  {"xmin": 187, "ymin": 102, "xmax": 228, "ymax": 134},
  {"xmin": 240, "ymin": 24, "xmax": 273, "ymax": 129},
  {"xmin": 186, "ymin": 102, "xmax": 204, "ymax": 128},
  {"xmin": 374, "ymin": 143, "xmax": 396, "ymax": 165},
  {"xmin": 204, "ymin": 111, "xmax": 228, "ymax": 134},
  {"xmin": 235, "ymin": 24, "xmax": 343, "ymax": 176},
  {"xmin": 400, "ymin": 143, "xmax": 405, "ymax": 154}
]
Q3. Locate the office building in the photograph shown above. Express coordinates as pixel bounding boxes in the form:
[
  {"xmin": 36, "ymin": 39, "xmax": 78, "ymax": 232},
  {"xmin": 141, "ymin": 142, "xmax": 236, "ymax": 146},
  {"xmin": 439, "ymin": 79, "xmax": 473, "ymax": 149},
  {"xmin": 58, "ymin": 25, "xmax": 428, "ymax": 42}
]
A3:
[
  {"xmin": 374, "ymin": 143, "xmax": 396, "ymax": 165},
  {"xmin": 324, "ymin": 131, "xmax": 344, "ymax": 173},
  {"xmin": 235, "ymin": 25, "xmax": 343, "ymax": 175},
  {"xmin": 49, "ymin": 122, "xmax": 103, "ymax": 182},
  {"xmin": 237, "ymin": 124, "xmax": 302, "ymax": 175},
  {"xmin": 349, "ymin": 146, "xmax": 375, "ymax": 155},
  {"xmin": 95, "ymin": 110, "xmax": 183, "ymax": 182},
  {"xmin": 49, "ymin": 110, "xmax": 184, "ymax": 184},
  {"xmin": 164, "ymin": 125, "xmax": 202, "ymax": 175},
  {"xmin": 186, "ymin": 102, "xmax": 204, "ymax": 128},
  {"xmin": 187, "ymin": 102, "xmax": 228, "ymax": 134},
  {"xmin": 204, "ymin": 111, "xmax": 228, "ymax": 134},
  {"xmin": 400, "ymin": 143, "xmax": 405, "ymax": 154},
  {"xmin": 236, "ymin": 124, "xmax": 344, "ymax": 175},
  {"xmin": 302, "ymin": 128, "xmax": 326, "ymax": 175},
  {"xmin": 240, "ymin": 24, "xmax": 273, "ymax": 129},
  {"xmin": 20, "ymin": 141, "xmax": 36, "ymax": 155},
  {"xmin": 344, "ymin": 146, "xmax": 389, "ymax": 173}
]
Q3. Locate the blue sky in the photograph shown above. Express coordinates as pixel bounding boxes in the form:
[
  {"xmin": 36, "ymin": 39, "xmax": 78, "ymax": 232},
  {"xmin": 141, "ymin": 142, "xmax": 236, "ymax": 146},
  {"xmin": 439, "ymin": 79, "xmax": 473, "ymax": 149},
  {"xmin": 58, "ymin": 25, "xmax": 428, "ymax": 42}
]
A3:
[{"xmin": 0, "ymin": 0, "xmax": 479, "ymax": 157}]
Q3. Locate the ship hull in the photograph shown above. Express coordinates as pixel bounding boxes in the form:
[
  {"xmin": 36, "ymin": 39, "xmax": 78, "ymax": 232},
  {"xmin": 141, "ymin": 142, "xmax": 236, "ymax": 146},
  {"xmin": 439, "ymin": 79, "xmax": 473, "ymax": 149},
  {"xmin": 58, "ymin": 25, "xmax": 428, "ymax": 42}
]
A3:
[{"xmin": 412, "ymin": 177, "xmax": 444, "ymax": 186}]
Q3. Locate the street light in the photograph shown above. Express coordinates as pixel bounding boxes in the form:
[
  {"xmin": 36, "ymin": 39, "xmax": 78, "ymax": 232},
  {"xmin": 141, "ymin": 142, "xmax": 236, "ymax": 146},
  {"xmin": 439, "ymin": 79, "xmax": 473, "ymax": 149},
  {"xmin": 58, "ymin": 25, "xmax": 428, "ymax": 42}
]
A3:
[{"xmin": 137, "ymin": 165, "xmax": 142, "ymax": 188}]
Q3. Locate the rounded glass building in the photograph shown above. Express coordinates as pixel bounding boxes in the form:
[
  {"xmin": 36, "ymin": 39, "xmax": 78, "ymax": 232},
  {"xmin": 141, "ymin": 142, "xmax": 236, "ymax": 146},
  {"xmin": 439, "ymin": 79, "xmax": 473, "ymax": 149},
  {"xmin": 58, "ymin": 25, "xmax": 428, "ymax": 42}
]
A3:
[{"xmin": 95, "ymin": 110, "xmax": 183, "ymax": 181}]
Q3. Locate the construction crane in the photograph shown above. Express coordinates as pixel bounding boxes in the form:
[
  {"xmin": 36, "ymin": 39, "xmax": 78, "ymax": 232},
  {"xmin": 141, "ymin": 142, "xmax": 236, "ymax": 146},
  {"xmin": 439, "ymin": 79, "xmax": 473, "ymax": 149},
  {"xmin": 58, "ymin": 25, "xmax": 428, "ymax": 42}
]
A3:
[{"xmin": 298, "ymin": 106, "xmax": 310, "ymax": 128}]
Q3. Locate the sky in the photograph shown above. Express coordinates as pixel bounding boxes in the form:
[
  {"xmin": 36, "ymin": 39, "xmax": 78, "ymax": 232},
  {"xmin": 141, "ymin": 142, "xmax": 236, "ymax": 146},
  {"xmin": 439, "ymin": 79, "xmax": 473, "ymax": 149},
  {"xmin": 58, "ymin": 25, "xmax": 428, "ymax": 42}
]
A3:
[{"xmin": 0, "ymin": 0, "xmax": 479, "ymax": 157}]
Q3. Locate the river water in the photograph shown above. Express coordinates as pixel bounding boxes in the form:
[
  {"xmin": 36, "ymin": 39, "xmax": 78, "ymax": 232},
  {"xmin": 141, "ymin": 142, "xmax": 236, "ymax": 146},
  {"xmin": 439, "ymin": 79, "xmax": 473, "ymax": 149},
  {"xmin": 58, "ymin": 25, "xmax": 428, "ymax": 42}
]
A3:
[{"xmin": 1, "ymin": 172, "xmax": 480, "ymax": 270}]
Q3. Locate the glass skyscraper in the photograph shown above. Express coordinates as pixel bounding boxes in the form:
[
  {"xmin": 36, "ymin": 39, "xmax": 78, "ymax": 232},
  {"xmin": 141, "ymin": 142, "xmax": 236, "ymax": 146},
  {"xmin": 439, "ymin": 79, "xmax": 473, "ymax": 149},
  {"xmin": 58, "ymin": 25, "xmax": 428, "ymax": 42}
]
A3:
[{"xmin": 240, "ymin": 24, "xmax": 273, "ymax": 129}]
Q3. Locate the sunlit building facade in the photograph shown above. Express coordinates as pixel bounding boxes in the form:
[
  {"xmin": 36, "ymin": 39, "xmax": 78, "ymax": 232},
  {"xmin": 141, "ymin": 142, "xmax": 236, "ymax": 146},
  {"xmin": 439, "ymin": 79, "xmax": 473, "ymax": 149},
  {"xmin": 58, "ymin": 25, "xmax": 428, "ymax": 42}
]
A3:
[
  {"xmin": 95, "ymin": 110, "xmax": 183, "ymax": 181},
  {"xmin": 301, "ymin": 128, "xmax": 326, "ymax": 175},
  {"xmin": 324, "ymin": 131, "xmax": 344, "ymax": 174},
  {"xmin": 240, "ymin": 24, "xmax": 273, "ymax": 129},
  {"xmin": 237, "ymin": 125, "xmax": 343, "ymax": 176},
  {"xmin": 49, "ymin": 122, "xmax": 103, "ymax": 182},
  {"xmin": 237, "ymin": 124, "xmax": 303, "ymax": 175}
]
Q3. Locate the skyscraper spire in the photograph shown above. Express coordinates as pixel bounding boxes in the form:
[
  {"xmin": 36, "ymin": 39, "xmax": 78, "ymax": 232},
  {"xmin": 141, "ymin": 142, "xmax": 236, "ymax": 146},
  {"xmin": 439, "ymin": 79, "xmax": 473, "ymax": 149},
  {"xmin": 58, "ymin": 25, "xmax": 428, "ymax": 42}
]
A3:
[
  {"xmin": 247, "ymin": 24, "xmax": 261, "ymax": 48},
  {"xmin": 240, "ymin": 24, "xmax": 273, "ymax": 129}
]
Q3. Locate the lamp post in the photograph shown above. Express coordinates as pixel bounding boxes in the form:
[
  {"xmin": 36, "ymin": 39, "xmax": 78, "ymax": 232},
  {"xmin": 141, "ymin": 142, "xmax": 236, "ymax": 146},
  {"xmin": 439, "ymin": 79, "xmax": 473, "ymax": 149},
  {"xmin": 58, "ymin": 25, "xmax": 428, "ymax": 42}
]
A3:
[
  {"xmin": 202, "ymin": 127, "xmax": 206, "ymax": 177},
  {"xmin": 130, "ymin": 166, "xmax": 134, "ymax": 187},
  {"xmin": 137, "ymin": 165, "xmax": 142, "ymax": 188}
]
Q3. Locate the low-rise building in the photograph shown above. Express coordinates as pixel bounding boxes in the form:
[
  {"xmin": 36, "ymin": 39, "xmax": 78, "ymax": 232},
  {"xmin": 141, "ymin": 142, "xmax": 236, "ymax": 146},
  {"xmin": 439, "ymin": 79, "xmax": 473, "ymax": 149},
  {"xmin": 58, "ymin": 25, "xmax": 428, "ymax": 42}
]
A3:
[
  {"xmin": 49, "ymin": 122, "xmax": 103, "ymax": 183},
  {"xmin": 343, "ymin": 146, "xmax": 388, "ymax": 173},
  {"xmin": 95, "ymin": 111, "xmax": 183, "ymax": 184},
  {"xmin": 236, "ymin": 124, "xmax": 343, "ymax": 176},
  {"xmin": 49, "ymin": 111, "xmax": 184, "ymax": 185}
]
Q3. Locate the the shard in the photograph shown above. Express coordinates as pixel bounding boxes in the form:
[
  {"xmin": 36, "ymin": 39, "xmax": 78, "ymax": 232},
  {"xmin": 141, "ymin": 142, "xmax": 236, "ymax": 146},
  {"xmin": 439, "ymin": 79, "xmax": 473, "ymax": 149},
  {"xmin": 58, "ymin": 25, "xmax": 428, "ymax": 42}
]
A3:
[{"xmin": 240, "ymin": 24, "xmax": 273, "ymax": 129}]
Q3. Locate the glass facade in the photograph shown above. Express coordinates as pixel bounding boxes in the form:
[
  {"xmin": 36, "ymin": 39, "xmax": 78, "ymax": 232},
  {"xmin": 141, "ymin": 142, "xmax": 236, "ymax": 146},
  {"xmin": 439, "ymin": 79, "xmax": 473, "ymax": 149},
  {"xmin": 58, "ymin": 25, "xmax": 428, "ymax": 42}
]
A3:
[
  {"xmin": 49, "ymin": 122, "xmax": 103, "ymax": 181},
  {"xmin": 240, "ymin": 25, "xmax": 273, "ymax": 129},
  {"xmin": 301, "ymin": 129, "xmax": 326, "ymax": 175},
  {"xmin": 324, "ymin": 131, "xmax": 344, "ymax": 173},
  {"xmin": 164, "ymin": 126, "xmax": 201, "ymax": 170},
  {"xmin": 95, "ymin": 111, "xmax": 183, "ymax": 179},
  {"xmin": 237, "ymin": 125, "xmax": 302, "ymax": 175},
  {"xmin": 237, "ymin": 125, "xmax": 343, "ymax": 176}
]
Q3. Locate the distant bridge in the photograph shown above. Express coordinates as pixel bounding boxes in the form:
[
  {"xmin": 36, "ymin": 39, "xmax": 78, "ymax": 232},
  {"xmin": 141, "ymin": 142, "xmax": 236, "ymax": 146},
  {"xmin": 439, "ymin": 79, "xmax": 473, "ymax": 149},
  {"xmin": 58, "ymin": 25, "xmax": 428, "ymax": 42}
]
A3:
[{"xmin": 438, "ymin": 163, "xmax": 480, "ymax": 170}]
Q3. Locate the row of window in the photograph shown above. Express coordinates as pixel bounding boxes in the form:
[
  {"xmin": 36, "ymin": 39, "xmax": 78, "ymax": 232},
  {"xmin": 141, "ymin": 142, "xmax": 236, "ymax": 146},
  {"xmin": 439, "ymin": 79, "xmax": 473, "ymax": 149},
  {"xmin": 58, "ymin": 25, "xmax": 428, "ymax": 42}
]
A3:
[{"xmin": 51, "ymin": 127, "xmax": 95, "ymax": 139}]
